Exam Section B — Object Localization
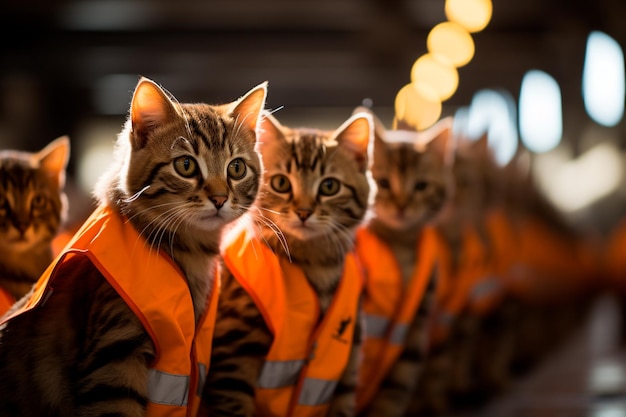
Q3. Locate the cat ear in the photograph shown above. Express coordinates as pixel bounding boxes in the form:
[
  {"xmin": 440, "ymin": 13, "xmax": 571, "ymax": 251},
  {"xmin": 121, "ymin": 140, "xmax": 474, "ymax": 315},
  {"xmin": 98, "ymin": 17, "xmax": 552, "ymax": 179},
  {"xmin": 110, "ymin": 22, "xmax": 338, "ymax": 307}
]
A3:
[
  {"xmin": 471, "ymin": 133, "xmax": 491, "ymax": 158},
  {"xmin": 332, "ymin": 112, "xmax": 373, "ymax": 172},
  {"xmin": 230, "ymin": 81, "xmax": 268, "ymax": 134},
  {"xmin": 424, "ymin": 116, "xmax": 454, "ymax": 164},
  {"xmin": 37, "ymin": 135, "xmax": 70, "ymax": 189},
  {"xmin": 130, "ymin": 77, "xmax": 178, "ymax": 149},
  {"xmin": 353, "ymin": 105, "xmax": 387, "ymax": 151},
  {"xmin": 258, "ymin": 111, "xmax": 285, "ymax": 146}
]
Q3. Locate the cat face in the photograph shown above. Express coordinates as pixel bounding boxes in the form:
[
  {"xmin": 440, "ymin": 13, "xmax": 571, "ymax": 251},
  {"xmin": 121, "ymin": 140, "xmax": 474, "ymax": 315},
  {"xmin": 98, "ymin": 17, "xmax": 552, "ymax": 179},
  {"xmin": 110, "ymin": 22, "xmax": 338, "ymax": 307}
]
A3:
[
  {"xmin": 370, "ymin": 117, "xmax": 452, "ymax": 230},
  {"xmin": 98, "ymin": 77, "xmax": 267, "ymax": 240},
  {"xmin": 0, "ymin": 136, "xmax": 69, "ymax": 253},
  {"xmin": 256, "ymin": 113, "xmax": 372, "ymax": 241}
]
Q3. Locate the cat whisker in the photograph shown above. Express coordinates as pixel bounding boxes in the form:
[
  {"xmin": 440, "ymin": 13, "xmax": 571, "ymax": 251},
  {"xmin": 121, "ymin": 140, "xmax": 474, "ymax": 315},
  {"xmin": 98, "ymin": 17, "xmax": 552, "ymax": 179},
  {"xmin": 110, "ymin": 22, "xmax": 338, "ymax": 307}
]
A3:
[
  {"xmin": 248, "ymin": 207, "xmax": 291, "ymax": 262},
  {"xmin": 255, "ymin": 206, "xmax": 282, "ymax": 215},
  {"xmin": 266, "ymin": 106, "xmax": 284, "ymax": 116},
  {"xmin": 122, "ymin": 185, "xmax": 151, "ymax": 203},
  {"xmin": 125, "ymin": 201, "xmax": 183, "ymax": 224}
]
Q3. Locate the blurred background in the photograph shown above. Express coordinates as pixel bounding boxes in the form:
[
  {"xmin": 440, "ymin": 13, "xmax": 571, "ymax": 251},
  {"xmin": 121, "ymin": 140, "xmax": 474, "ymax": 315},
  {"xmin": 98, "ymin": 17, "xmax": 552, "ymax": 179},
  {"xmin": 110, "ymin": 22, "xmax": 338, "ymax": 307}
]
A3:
[
  {"xmin": 1, "ymin": 0, "xmax": 626, "ymax": 234},
  {"xmin": 3, "ymin": 1, "xmax": 626, "ymax": 415}
]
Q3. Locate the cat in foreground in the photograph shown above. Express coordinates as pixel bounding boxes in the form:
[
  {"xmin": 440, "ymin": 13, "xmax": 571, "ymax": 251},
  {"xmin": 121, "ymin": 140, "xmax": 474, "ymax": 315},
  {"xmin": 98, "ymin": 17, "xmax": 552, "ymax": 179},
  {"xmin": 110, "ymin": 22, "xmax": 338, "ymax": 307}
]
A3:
[
  {"xmin": 0, "ymin": 136, "xmax": 70, "ymax": 314},
  {"xmin": 0, "ymin": 77, "xmax": 267, "ymax": 417},
  {"xmin": 203, "ymin": 111, "xmax": 372, "ymax": 416}
]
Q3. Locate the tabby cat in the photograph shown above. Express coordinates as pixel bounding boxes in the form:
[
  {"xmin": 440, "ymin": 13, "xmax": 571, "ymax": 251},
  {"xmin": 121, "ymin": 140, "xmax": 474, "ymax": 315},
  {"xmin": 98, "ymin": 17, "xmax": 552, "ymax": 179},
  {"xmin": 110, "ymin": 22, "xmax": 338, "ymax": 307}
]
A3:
[
  {"xmin": 0, "ymin": 136, "xmax": 69, "ymax": 306},
  {"xmin": 0, "ymin": 77, "xmax": 267, "ymax": 416},
  {"xmin": 355, "ymin": 110, "xmax": 454, "ymax": 417},
  {"xmin": 203, "ymin": 111, "xmax": 372, "ymax": 416}
]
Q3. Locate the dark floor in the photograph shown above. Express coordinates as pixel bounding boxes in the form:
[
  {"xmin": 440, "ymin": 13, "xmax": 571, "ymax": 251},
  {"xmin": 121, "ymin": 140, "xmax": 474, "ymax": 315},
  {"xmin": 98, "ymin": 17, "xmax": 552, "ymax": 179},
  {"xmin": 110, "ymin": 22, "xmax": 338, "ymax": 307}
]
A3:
[{"xmin": 465, "ymin": 295, "xmax": 626, "ymax": 417}]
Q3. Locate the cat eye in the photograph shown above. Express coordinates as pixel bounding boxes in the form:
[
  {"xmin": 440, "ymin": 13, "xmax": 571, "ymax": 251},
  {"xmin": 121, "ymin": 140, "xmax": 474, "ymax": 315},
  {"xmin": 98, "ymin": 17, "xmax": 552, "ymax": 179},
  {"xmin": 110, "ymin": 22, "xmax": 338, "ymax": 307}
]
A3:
[
  {"xmin": 270, "ymin": 175, "xmax": 291, "ymax": 193},
  {"xmin": 319, "ymin": 178, "xmax": 340, "ymax": 196},
  {"xmin": 31, "ymin": 194, "xmax": 47, "ymax": 209},
  {"xmin": 173, "ymin": 156, "xmax": 198, "ymax": 178},
  {"xmin": 414, "ymin": 181, "xmax": 428, "ymax": 191},
  {"xmin": 227, "ymin": 158, "xmax": 247, "ymax": 180}
]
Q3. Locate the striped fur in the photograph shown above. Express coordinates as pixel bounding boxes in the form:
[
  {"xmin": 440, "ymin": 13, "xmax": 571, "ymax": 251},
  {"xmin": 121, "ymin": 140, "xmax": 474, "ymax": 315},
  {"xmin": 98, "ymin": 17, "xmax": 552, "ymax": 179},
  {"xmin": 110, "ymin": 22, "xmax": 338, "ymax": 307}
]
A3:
[
  {"xmin": 358, "ymin": 111, "xmax": 453, "ymax": 417},
  {"xmin": 0, "ymin": 78, "xmax": 266, "ymax": 416},
  {"xmin": 0, "ymin": 136, "xmax": 69, "ymax": 300},
  {"xmin": 203, "ymin": 112, "xmax": 372, "ymax": 416}
]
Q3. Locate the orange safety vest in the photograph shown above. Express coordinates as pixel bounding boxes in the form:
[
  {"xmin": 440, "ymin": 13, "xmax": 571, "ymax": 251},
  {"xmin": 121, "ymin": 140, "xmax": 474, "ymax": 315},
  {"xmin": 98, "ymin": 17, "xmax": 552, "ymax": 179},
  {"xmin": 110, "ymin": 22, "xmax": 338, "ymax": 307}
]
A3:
[
  {"xmin": 466, "ymin": 214, "xmax": 509, "ymax": 316},
  {"xmin": 353, "ymin": 226, "xmax": 440, "ymax": 413},
  {"xmin": 604, "ymin": 218, "xmax": 626, "ymax": 293},
  {"xmin": 1, "ymin": 205, "xmax": 218, "ymax": 417},
  {"xmin": 507, "ymin": 216, "xmax": 584, "ymax": 305},
  {"xmin": 0, "ymin": 286, "xmax": 15, "ymax": 317},
  {"xmin": 222, "ymin": 226, "xmax": 363, "ymax": 417}
]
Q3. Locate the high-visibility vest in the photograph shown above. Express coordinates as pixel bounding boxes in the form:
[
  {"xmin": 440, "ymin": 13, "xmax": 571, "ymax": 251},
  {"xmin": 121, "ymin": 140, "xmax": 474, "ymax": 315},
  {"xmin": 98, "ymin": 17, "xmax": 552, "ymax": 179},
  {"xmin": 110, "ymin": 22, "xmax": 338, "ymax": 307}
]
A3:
[
  {"xmin": 1, "ymin": 205, "xmax": 218, "ymax": 417},
  {"xmin": 353, "ymin": 226, "xmax": 440, "ymax": 413},
  {"xmin": 508, "ymin": 216, "xmax": 584, "ymax": 305},
  {"xmin": 429, "ymin": 224, "xmax": 494, "ymax": 347},
  {"xmin": 473, "ymin": 208, "xmax": 519, "ymax": 312},
  {"xmin": 0, "ymin": 286, "xmax": 15, "ymax": 317},
  {"xmin": 221, "ymin": 226, "xmax": 363, "ymax": 417}
]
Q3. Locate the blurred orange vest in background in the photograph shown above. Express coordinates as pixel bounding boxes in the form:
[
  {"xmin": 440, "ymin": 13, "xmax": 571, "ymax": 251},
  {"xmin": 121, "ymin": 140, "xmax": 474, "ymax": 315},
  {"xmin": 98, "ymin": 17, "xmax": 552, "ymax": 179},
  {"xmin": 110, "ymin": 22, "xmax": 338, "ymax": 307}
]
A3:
[{"xmin": 354, "ymin": 226, "xmax": 440, "ymax": 412}]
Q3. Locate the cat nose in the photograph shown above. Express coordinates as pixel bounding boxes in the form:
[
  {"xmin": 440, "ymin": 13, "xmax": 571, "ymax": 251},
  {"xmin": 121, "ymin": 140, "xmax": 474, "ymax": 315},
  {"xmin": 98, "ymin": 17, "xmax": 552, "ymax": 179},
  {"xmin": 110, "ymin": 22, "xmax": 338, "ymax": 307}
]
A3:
[
  {"xmin": 13, "ymin": 220, "xmax": 29, "ymax": 235},
  {"xmin": 296, "ymin": 208, "xmax": 312, "ymax": 222},
  {"xmin": 209, "ymin": 195, "xmax": 228, "ymax": 209}
]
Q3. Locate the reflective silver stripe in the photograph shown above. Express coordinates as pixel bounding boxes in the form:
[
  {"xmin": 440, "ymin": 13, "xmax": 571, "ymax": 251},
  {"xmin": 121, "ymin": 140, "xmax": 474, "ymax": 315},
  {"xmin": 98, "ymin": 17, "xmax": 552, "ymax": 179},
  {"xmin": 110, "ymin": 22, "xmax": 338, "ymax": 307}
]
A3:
[
  {"xmin": 471, "ymin": 276, "xmax": 501, "ymax": 301},
  {"xmin": 364, "ymin": 313, "xmax": 389, "ymax": 338},
  {"xmin": 147, "ymin": 368, "xmax": 189, "ymax": 406},
  {"xmin": 196, "ymin": 363, "xmax": 207, "ymax": 396},
  {"xmin": 389, "ymin": 323, "xmax": 409, "ymax": 345},
  {"xmin": 257, "ymin": 359, "xmax": 305, "ymax": 389},
  {"xmin": 298, "ymin": 377, "xmax": 338, "ymax": 406}
]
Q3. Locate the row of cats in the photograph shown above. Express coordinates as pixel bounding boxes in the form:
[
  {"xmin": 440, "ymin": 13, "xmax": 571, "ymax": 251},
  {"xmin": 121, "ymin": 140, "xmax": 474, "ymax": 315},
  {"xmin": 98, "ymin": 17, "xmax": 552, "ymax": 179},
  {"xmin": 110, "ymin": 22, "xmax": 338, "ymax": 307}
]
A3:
[{"xmin": 0, "ymin": 77, "xmax": 616, "ymax": 417}]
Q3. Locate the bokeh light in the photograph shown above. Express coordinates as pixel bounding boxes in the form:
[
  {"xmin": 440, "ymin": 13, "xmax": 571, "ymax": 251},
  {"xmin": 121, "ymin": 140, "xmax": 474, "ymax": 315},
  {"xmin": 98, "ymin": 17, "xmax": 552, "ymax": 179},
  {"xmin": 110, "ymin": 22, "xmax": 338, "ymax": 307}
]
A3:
[
  {"xmin": 466, "ymin": 89, "xmax": 518, "ymax": 166},
  {"xmin": 427, "ymin": 22, "xmax": 475, "ymax": 67},
  {"xmin": 445, "ymin": 0, "xmax": 493, "ymax": 33},
  {"xmin": 394, "ymin": 83, "xmax": 442, "ymax": 130},
  {"xmin": 410, "ymin": 54, "xmax": 459, "ymax": 101},
  {"xmin": 519, "ymin": 70, "xmax": 563, "ymax": 153},
  {"xmin": 583, "ymin": 31, "xmax": 625, "ymax": 127}
]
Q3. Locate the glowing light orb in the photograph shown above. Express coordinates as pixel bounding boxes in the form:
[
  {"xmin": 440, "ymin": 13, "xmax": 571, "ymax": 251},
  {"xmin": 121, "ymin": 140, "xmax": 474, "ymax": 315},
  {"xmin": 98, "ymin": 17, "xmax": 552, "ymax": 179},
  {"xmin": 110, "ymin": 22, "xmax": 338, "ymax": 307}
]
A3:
[
  {"xmin": 519, "ymin": 70, "xmax": 563, "ymax": 153},
  {"xmin": 427, "ymin": 22, "xmax": 475, "ymax": 68},
  {"xmin": 445, "ymin": 0, "xmax": 493, "ymax": 33},
  {"xmin": 583, "ymin": 31, "xmax": 625, "ymax": 127},
  {"xmin": 410, "ymin": 53, "xmax": 459, "ymax": 101},
  {"xmin": 394, "ymin": 83, "xmax": 442, "ymax": 130}
]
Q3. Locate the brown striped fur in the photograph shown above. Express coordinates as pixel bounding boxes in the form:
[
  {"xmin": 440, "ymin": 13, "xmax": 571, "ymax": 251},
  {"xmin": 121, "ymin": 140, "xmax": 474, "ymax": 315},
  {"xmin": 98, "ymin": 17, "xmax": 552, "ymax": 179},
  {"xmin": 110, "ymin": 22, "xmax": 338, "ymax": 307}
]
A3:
[
  {"xmin": 0, "ymin": 136, "xmax": 69, "ymax": 300},
  {"xmin": 411, "ymin": 134, "xmax": 500, "ymax": 415},
  {"xmin": 203, "ymin": 111, "xmax": 373, "ymax": 416},
  {"xmin": 0, "ymin": 77, "xmax": 266, "ymax": 416},
  {"xmin": 356, "ymin": 109, "xmax": 453, "ymax": 417}
]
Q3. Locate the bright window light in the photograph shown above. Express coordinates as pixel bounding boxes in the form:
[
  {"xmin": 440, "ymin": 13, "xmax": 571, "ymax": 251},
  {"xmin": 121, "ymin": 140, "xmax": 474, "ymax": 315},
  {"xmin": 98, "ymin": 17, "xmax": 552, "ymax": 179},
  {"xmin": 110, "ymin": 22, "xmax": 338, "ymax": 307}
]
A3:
[
  {"xmin": 464, "ymin": 89, "xmax": 518, "ymax": 166},
  {"xmin": 519, "ymin": 70, "xmax": 562, "ymax": 153},
  {"xmin": 583, "ymin": 31, "xmax": 625, "ymax": 127},
  {"xmin": 534, "ymin": 142, "xmax": 622, "ymax": 213}
]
